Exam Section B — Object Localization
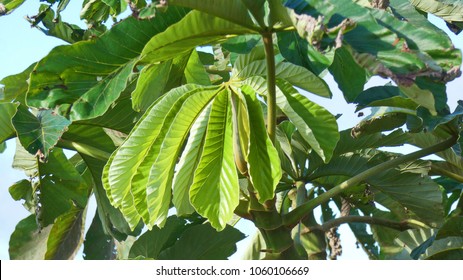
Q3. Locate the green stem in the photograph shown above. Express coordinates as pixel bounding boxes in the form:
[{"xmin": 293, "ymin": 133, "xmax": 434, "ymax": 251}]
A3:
[
  {"xmin": 283, "ymin": 135, "xmax": 458, "ymax": 227},
  {"xmin": 262, "ymin": 32, "xmax": 276, "ymax": 144},
  {"xmin": 304, "ymin": 216, "xmax": 428, "ymax": 233}
]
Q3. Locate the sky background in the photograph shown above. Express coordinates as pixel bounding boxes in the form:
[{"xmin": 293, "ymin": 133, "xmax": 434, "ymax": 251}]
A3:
[{"xmin": 0, "ymin": 1, "xmax": 462, "ymax": 260}]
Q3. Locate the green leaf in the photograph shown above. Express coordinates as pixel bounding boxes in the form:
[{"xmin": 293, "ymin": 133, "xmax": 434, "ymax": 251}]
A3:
[
  {"xmin": 417, "ymin": 100, "xmax": 463, "ymax": 132},
  {"xmin": 425, "ymin": 237, "xmax": 463, "ymax": 259},
  {"xmin": 140, "ymin": 10, "xmax": 257, "ymax": 64},
  {"xmin": 354, "ymin": 85, "xmax": 418, "ymax": 111},
  {"xmin": 83, "ymin": 210, "xmax": 115, "ymax": 260},
  {"xmin": 409, "ymin": 0, "xmax": 463, "ymax": 23},
  {"xmin": 82, "ymin": 154, "xmax": 137, "ymax": 241},
  {"xmin": 277, "ymin": 31, "xmax": 334, "ymax": 76},
  {"xmin": 351, "ymin": 109, "xmax": 408, "ymax": 138},
  {"xmin": 189, "ymin": 90, "xmax": 239, "ymax": 230},
  {"xmin": 12, "ymin": 107, "xmax": 71, "ymax": 160},
  {"xmin": 236, "ymin": 59, "xmax": 332, "ymax": 98},
  {"xmin": 157, "ymin": 223, "xmax": 245, "ymax": 260},
  {"xmin": 275, "ymin": 79, "xmax": 339, "ymax": 162},
  {"xmin": 45, "ymin": 206, "xmax": 86, "ymax": 260},
  {"xmin": 69, "ymin": 60, "xmax": 137, "ymax": 121},
  {"xmin": 27, "ymin": 7, "xmax": 189, "ymax": 121},
  {"xmin": 9, "ymin": 215, "xmax": 52, "ymax": 260},
  {"xmin": 222, "ymin": 34, "xmax": 261, "ymax": 54},
  {"xmin": 0, "ymin": 102, "xmax": 18, "ymax": 143},
  {"xmin": 333, "ymin": 129, "xmax": 409, "ymax": 156},
  {"xmin": 9, "ymin": 179, "xmax": 36, "ymax": 213},
  {"xmin": 104, "ymin": 84, "xmax": 219, "ymax": 228},
  {"xmin": 168, "ymin": 0, "xmax": 260, "ymax": 30},
  {"xmin": 0, "ymin": 63, "xmax": 35, "ymax": 103},
  {"xmin": 12, "ymin": 139, "xmax": 38, "ymax": 177},
  {"xmin": 399, "ymin": 83, "xmax": 437, "ymax": 115},
  {"xmin": 143, "ymin": 88, "xmax": 220, "ymax": 227},
  {"xmin": 128, "ymin": 216, "xmax": 187, "ymax": 259},
  {"xmin": 0, "ymin": 0, "xmax": 26, "ymax": 15},
  {"xmin": 311, "ymin": 152, "xmax": 444, "ymax": 225},
  {"xmin": 286, "ymin": 0, "xmax": 461, "ymax": 110},
  {"xmin": 78, "ymin": 87, "xmax": 142, "ymax": 134},
  {"xmin": 436, "ymin": 216, "xmax": 463, "ymax": 239},
  {"xmin": 185, "ymin": 49, "xmax": 211, "ymax": 85},
  {"xmin": 241, "ymin": 86, "xmax": 281, "ymax": 202},
  {"xmin": 329, "ymin": 46, "xmax": 367, "ymax": 102},
  {"xmin": 38, "ymin": 149, "xmax": 89, "ymax": 226},
  {"xmin": 172, "ymin": 107, "xmax": 211, "ymax": 216},
  {"xmin": 131, "ymin": 52, "xmax": 190, "ymax": 112}
]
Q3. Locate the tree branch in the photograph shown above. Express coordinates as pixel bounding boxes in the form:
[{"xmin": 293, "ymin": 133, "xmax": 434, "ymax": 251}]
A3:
[
  {"xmin": 283, "ymin": 135, "xmax": 458, "ymax": 228},
  {"xmin": 302, "ymin": 216, "xmax": 428, "ymax": 234}
]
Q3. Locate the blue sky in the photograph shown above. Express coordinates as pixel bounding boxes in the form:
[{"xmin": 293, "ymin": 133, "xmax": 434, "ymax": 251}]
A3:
[{"xmin": 0, "ymin": 1, "xmax": 461, "ymax": 260}]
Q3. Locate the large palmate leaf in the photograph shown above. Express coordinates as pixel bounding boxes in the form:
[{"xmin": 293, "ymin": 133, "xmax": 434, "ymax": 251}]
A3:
[
  {"xmin": 27, "ymin": 7, "xmax": 189, "ymax": 121},
  {"xmin": 104, "ymin": 84, "xmax": 221, "ymax": 229},
  {"xmin": 12, "ymin": 107, "xmax": 71, "ymax": 160},
  {"xmin": 140, "ymin": 10, "xmax": 257, "ymax": 64},
  {"xmin": 189, "ymin": 90, "xmax": 239, "ymax": 230},
  {"xmin": 157, "ymin": 223, "xmax": 245, "ymax": 260}
]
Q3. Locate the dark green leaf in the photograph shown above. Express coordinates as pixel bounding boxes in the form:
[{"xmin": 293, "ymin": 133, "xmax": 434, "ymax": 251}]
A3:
[
  {"xmin": 45, "ymin": 206, "xmax": 85, "ymax": 259},
  {"xmin": 277, "ymin": 31, "xmax": 333, "ymax": 76},
  {"xmin": 38, "ymin": 149, "xmax": 89, "ymax": 226},
  {"xmin": 329, "ymin": 46, "xmax": 367, "ymax": 102},
  {"xmin": 129, "ymin": 216, "xmax": 186, "ymax": 259},
  {"xmin": 222, "ymin": 35, "xmax": 261, "ymax": 54},
  {"xmin": 157, "ymin": 224, "xmax": 245, "ymax": 260},
  {"xmin": 12, "ymin": 107, "xmax": 71, "ymax": 160},
  {"xmin": 83, "ymin": 209, "xmax": 115, "ymax": 260}
]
